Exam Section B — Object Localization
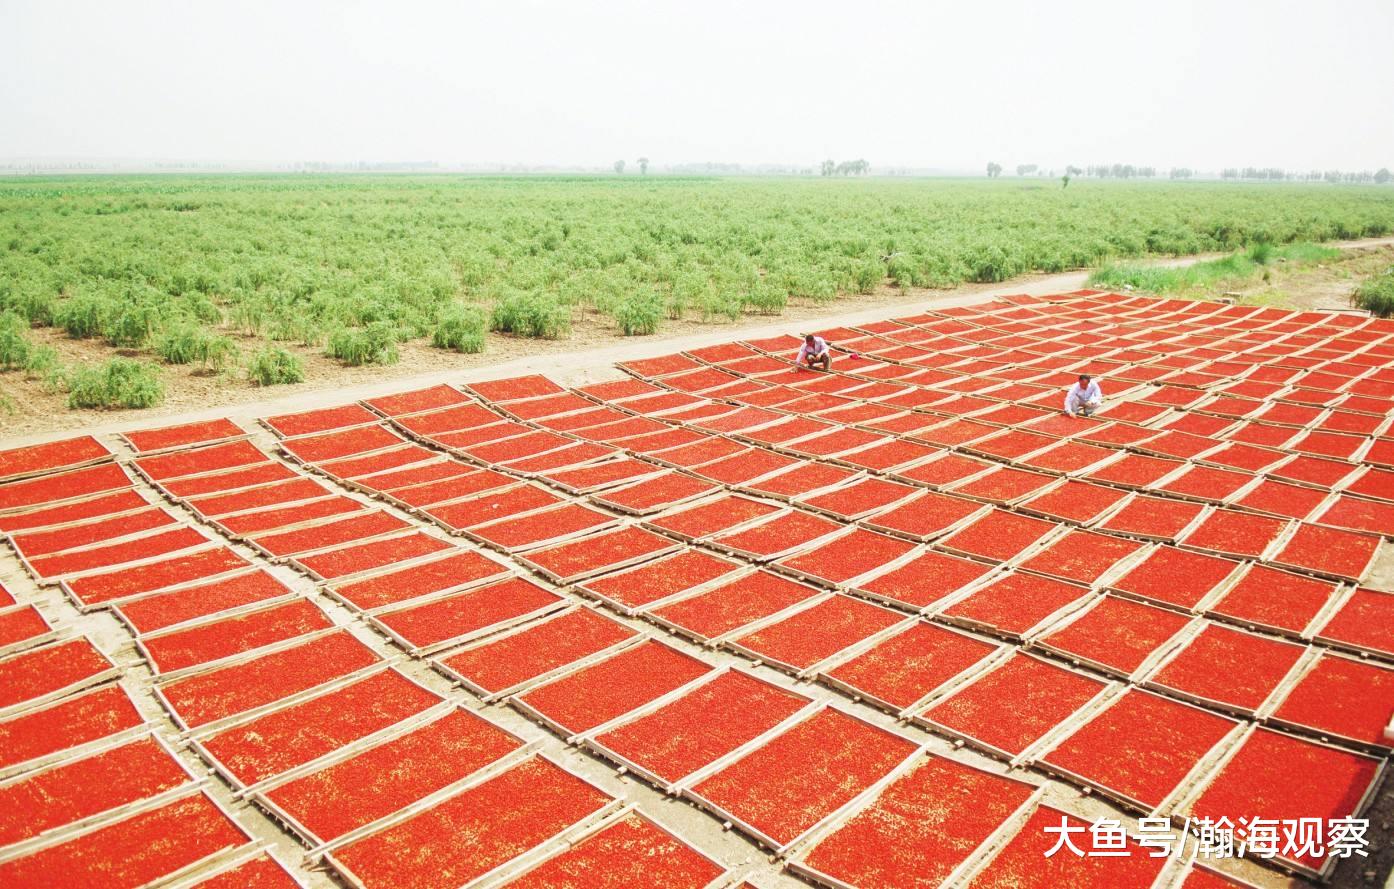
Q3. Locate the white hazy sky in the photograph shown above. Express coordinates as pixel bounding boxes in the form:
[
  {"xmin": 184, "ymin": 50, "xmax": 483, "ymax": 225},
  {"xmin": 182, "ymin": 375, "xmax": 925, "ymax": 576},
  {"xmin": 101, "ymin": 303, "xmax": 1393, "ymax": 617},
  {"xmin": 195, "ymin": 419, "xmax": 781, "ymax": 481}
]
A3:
[{"xmin": 2, "ymin": 0, "xmax": 1391, "ymax": 171}]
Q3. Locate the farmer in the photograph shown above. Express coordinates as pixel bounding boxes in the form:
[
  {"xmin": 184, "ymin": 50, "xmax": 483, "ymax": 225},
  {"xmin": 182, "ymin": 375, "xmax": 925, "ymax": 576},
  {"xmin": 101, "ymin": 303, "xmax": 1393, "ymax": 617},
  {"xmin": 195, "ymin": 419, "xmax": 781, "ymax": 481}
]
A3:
[
  {"xmin": 1064, "ymin": 374, "xmax": 1103, "ymax": 417},
  {"xmin": 796, "ymin": 334, "xmax": 831, "ymax": 371}
]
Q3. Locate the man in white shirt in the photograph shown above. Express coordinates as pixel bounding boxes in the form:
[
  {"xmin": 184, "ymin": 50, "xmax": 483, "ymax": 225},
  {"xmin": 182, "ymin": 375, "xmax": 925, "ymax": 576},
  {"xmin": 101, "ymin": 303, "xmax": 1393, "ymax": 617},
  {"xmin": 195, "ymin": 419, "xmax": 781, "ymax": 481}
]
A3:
[
  {"xmin": 1064, "ymin": 374, "xmax": 1103, "ymax": 417},
  {"xmin": 796, "ymin": 334, "xmax": 831, "ymax": 371}
]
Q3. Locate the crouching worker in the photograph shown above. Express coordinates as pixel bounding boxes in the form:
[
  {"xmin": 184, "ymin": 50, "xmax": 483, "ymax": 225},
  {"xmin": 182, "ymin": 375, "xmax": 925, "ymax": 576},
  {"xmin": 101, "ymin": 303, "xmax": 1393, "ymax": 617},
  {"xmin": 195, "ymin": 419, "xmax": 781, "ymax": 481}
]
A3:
[
  {"xmin": 1065, "ymin": 374, "xmax": 1102, "ymax": 417},
  {"xmin": 796, "ymin": 334, "xmax": 831, "ymax": 371}
]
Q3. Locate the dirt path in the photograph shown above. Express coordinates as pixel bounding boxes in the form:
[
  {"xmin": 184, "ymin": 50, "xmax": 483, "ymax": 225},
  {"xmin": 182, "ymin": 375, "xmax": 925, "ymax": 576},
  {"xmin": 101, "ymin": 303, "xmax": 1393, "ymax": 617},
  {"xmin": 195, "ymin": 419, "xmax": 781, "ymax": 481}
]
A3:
[{"xmin": 4, "ymin": 236, "xmax": 1393, "ymax": 446}]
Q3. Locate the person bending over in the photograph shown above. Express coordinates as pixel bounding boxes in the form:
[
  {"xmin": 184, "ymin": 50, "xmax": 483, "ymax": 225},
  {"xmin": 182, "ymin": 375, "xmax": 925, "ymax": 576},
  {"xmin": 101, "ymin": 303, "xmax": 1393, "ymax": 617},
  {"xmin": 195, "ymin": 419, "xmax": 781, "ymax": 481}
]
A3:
[
  {"xmin": 1065, "ymin": 374, "xmax": 1102, "ymax": 417},
  {"xmin": 797, "ymin": 334, "xmax": 831, "ymax": 371}
]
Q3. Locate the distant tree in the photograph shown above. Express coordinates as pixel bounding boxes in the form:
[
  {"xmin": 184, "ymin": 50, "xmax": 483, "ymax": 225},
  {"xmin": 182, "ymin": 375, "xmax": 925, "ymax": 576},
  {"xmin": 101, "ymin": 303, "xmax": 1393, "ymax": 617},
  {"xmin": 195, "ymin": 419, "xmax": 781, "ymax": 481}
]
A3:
[
  {"xmin": 1016, "ymin": 163, "xmax": 1038, "ymax": 177},
  {"xmin": 1061, "ymin": 174, "xmax": 1071, "ymax": 189},
  {"xmin": 851, "ymin": 159, "xmax": 869, "ymax": 175},
  {"xmin": 986, "ymin": 162, "xmax": 1002, "ymax": 178},
  {"xmin": 637, "ymin": 157, "xmax": 649, "ymax": 175},
  {"xmin": 821, "ymin": 159, "xmax": 836, "ymax": 177},
  {"xmin": 1324, "ymin": 170, "xmax": 1342, "ymax": 184},
  {"xmin": 1377, "ymin": 168, "xmax": 1392, "ymax": 184},
  {"xmin": 1066, "ymin": 165, "xmax": 1082, "ymax": 177},
  {"xmin": 1170, "ymin": 168, "xmax": 1193, "ymax": 179},
  {"xmin": 613, "ymin": 160, "xmax": 625, "ymax": 175}
]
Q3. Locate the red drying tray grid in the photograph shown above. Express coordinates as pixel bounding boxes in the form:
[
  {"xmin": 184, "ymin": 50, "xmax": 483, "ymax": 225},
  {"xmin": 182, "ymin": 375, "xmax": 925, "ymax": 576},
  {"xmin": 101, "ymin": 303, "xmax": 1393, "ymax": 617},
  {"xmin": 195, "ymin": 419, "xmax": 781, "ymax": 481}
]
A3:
[
  {"xmin": 728, "ymin": 594, "xmax": 905, "ymax": 673},
  {"xmin": 0, "ymin": 605, "xmax": 53, "ymax": 653},
  {"xmin": 743, "ymin": 462, "xmax": 859, "ymax": 499},
  {"xmin": 799, "ymin": 477, "xmax": 918, "ymax": 520},
  {"xmin": 1110, "ymin": 544, "xmax": 1243, "ymax": 612},
  {"xmin": 1097, "ymin": 495, "xmax": 1204, "ymax": 542},
  {"xmin": 537, "ymin": 406, "xmax": 629, "ymax": 432},
  {"xmin": 688, "ymin": 707, "xmax": 919, "ymax": 850},
  {"xmin": 1270, "ymin": 653, "xmax": 1394, "ymax": 749},
  {"xmin": 123, "ymin": 419, "xmax": 245, "ymax": 455},
  {"xmin": 0, "ymin": 637, "xmax": 115, "ymax": 713},
  {"xmin": 352, "ymin": 459, "xmax": 474, "ymax": 493},
  {"xmin": 1232, "ymin": 479, "xmax": 1328, "ymax": 520},
  {"xmin": 468, "ymin": 503, "xmax": 618, "ymax": 552},
  {"xmin": 27, "ymin": 525, "xmax": 209, "ymax": 580},
  {"xmin": 1345, "ymin": 466, "xmax": 1394, "ymax": 501},
  {"xmin": 1271, "ymin": 522, "xmax": 1381, "ymax": 582},
  {"xmin": 141, "ymin": 598, "xmax": 333, "ymax": 675},
  {"xmin": 160, "ymin": 462, "xmax": 298, "ymax": 498},
  {"xmin": 941, "ymin": 572, "xmax": 1092, "ymax": 640},
  {"xmin": 261, "ymin": 708, "xmax": 521, "ymax": 845},
  {"xmin": 396, "ymin": 405, "xmax": 513, "ymax": 439},
  {"xmin": 1136, "ymin": 430, "xmax": 1220, "ymax": 460},
  {"xmin": 282, "ymin": 425, "xmax": 405, "ymax": 464},
  {"xmin": 0, "ymin": 736, "xmax": 190, "ymax": 847},
  {"xmin": 514, "ymin": 639, "xmax": 712, "ymax": 736},
  {"xmin": 378, "ymin": 469, "xmax": 516, "ymax": 508},
  {"xmin": 1201, "ymin": 442, "xmax": 1288, "ymax": 473},
  {"xmin": 854, "ymin": 549, "xmax": 995, "ymax": 610},
  {"xmin": 364, "ymin": 384, "xmax": 470, "ymax": 417},
  {"xmin": 1291, "ymin": 430, "xmax": 1366, "ymax": 460},
  {"xmin": 967, "ymin": 429, "xmax": 1056, "ymax": 461},
  {"xmin": 541, "ymin": 457, "xmax": 660, "ymax": 493},
  {"xmin": 328, "ymin": 549, "xmax": 509, "ymax": 612},
  {"xmin": 1207, "ymin": 564, "xmax": 1339, "ymax": 635},
  {"xmin": 1021, "ymin": 441, "xmax": 1119, "ymax": 475},
  {"xmin": 1040, "ymin": 689, "xmax": 1239, "ymax": 812},
  {"xmin": 951, "ymin": 467, "xmax": 1057, "ymax": 505},
  {"xmin": 1147, "ymin": 623, "xmax": 1306, "ymax": 716},
  {"xmin": 372, "ymin": 576, "xmax": 564, "ymax": 653},
  {"xmin": 838, "ymin": 438, "xmax": 938, "ymax": 472},
  {"xmin": 1316, "ymin": 494, "xmax": 1394, "ymax": 537},
  {"xmin": 465, "ymin": 430, "xmax": 573, "ymax": 464},
  {"xmin": 251, "ymin": 511, "xmax": 408, "ymax": 558},
  {"xmin": 0, "ymin": 462, "xmax": 131, "ymax": 513},
  {"xmin": 917, "ymin": 653, "xmax": 1108, "ymax": 759},
  {"xmin": 0, "ymin": 435, "xmax": 110, "ymax": 482},
  {"xmin": 647, "ymin": 570, "xmax": 819, "ymax": 643},
  {"xmin": 694, "ymin": 448, "xmax": 797, "ymax": 485},
  {"xmin": 157, "ymin": 631, "xmax": 380, "ymax": 730},
  {"xmin": 895, "ymin": 453, "xmax": 995, "ymax": 487},
  {"xmin": 436, "ymin": 607, "xmax": 636, "ymax": 699},
  {"xmin": 292, "ymin": 532, "xmax": 453, "ymax": 582},
  {"xmin": 467, "ymin": 374, "xmax": 566, "ymax": 402},
  {"xmin": 621, "ymin": 353, "xmax": 702, "ymax": 377},
  {"xmin": 1316, "ymin": 586, "xmax": 1394, "ymax": 658},
  {"xmin": 784, "ymin": 427, "xmax": 888, "ymax": 459},
  {"xmin": 0, "ymin": 684, "xmax": 140, "ymax": 777},
  {"xmin": 739, "ymin": 416, "xmax": 833, "ymax": 446},
  {"xmin": 518, "ymin": 525, "xmax": 679, "ymax": 583},
  {"xmin": 709, "ymin": 509, "xmax": 843, "ymax": 560},
  {"xmin": 265, "ymin": 404, "xmax": 379, "ymax": 438},
  {"xmin": 505, "ymin": 809, "xmax": 725, "ymax": 889},
  {"xmin": 1181, "ymin": 728, "xmax": 1383, "ymax": 878},
  {"xmin": 939, "ymin": 509, "xmax": 1058, "ymax": 563},
  {"xmin": 216, "ymin": 496, "xmax": 364, "ymax": 537},
  {"xmin": 775, "ymin": 528, "xmax": 915, "ymax": 587},
  {"xmin": 862, "ymin": 491, "xmax": 985, "ymax": 542},
  {"xmin": 187, "ymin": 478, "xmax": 331, "ymax": 518},
  {"xmin": 590, "ymin": 669, "xmax": 811, "ymax": 787},
  {"xmin": 1160, "ymin": 412, "xmax": 1238, "ymax": 438},
  {"xmin": 1037, "ymin": 594, "xmax": 1191, "ymax": 678},
  {"xmin": 0, "ymin": 791, "xmax": 249, "ymax": 888},
  {"xmin": 965, "ymin": 804, "xmax": 1166, "ymax": 889},
  {"xmin": 824, "ymin": 621, "xmax": 999, "ymax": 712},
  {"xmin": 425, "ymin": 484, "xmax": 559, "ymax": 531},
  {"xmin": 795, "ymin": 755, "xmax": 1037, "ymax": 889},
  {"xmin": 136, "ymin": 440, "xmax": 268, "ymax": 481},
  {"xmin": 502, "ymin": 392, "xmax": 597, "ymax": 420},
  {"xmin": 1155, "ymin": 465, "xmax": 1255, "ymax": 503},
  {"xmin": 1017, "ymin": 529, "xmax": 1143, "ymax": 586},
  {"xmin": 643, "ymin": 495, "xmax": 781, "ymax": 541},
  {"xmin": 64, "ymin": 547, "xmax": 250, "ymax": 608},
  {"xmin": 1227, "ymin": 421, "xmax": 1301, "ymax": 449},
  {"xmin": 1181, "ymin": 509, "xmax": 1288, "ymax": 560},
  {"xmin": 592, "ymin": 472, "xmax": 718, "ymax": 515},
  {"xmin": 9, "ymin": 506, "xmax": 176, "ymax": 559},
  {"xmin": 197, "ymin": 668, "xmax": 443, "ymax": 787},
  {"xmin": 1019, "ymin": 480, "xmax": 1128, "ymax": 525},
  {"xmin": 326, "ymin": 756, "xmax": 612, "ymax": 889},
  {"xmin": 651, "ymin": 436, "xmax": 748, "ymax": 469},
  {"xmin": 578, "ymin": 548, "xmax": 743, "ymax": 612}
]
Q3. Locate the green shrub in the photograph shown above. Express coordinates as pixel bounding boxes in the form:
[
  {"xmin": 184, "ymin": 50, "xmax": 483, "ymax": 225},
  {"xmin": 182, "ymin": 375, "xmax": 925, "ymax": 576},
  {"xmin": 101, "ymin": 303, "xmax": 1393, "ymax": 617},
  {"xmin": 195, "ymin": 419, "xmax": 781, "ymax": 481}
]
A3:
[
  {"xmin": 490, "ymin": 291, "xmax": 570, "ymax": 339},
  {"xmin": 67, "ymin": 358, "xmax": 163, "ymax": 409},
  {"xmin": 247, "ymin": 346, "xmax": 305, "ymax": 386},
  {"xmin": 431, "ymin": 305, "xmax": 488, "ymax": 352},
  {"xmin": 612, "ymin": 294, "xmax": 662, "ymax": 336},
  {"xmin": 155, "ymin": 323, "xmax": 236, "ymax": 371},
  {"xmin": 1246, "ymin": 241, "xmax": 1274, "ymax": 265},
  {"xmin": 1354, "ymin": 268, "xmax": 1394, "ymax": 318},
  {"xmin": 55, "ymin": 292, "xmax": 113, "ymax": 339},
  {"xmin": 326, "ymin": 321, "xmax": 400, "ymax": 366},
  {"xmin": 0, "ymin": 313, "xmax": 30, "ymax": 370}
]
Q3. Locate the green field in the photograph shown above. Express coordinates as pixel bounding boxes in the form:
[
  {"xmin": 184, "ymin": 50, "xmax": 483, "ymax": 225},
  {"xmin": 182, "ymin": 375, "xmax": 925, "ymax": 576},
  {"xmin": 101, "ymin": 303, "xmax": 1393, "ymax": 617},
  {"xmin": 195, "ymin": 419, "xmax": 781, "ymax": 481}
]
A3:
[{"xmin": 3, "ymin": 175, "xmax": 1394, "ymax": 407}]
